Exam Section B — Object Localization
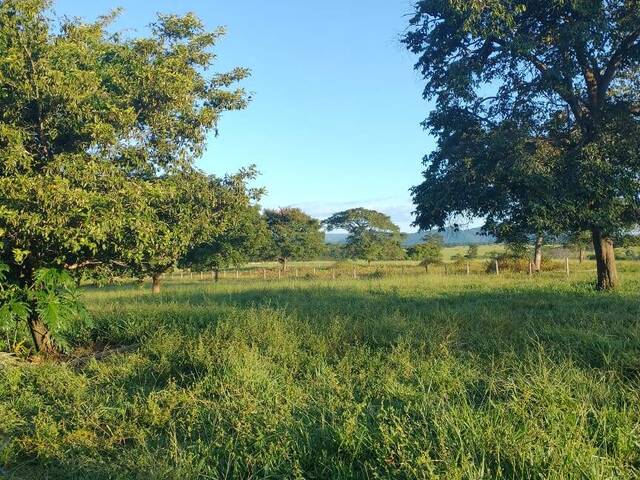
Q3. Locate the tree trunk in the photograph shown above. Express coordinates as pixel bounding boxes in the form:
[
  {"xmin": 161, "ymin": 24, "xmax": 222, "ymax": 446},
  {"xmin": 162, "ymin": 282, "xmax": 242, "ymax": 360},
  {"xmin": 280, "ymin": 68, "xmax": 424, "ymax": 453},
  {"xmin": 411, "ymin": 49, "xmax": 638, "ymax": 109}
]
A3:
[
  {"xmin": 27, "ymin": 308, "xmax": 56, "ymax": 354},
  {"xmin": 152, "ymin": 273, "xmax": 161, "ymax": 294},
  {"xmin": 281, "ymin": 258, "xmax": 287, "ymax": 271},
  {"xmin": 424, "ymin": 264, "xmax": 428, "ymax": 273},
  {"xmin": 591, "ymin": 228, "xmax": 618, "ymax": 290},
  {"xmin": 533, "ymin": 234, "xmax": 543, "ymax": 272},
  {"xmin": 214, "ymin": 269, "xmax": 219, "ymax": 282},
  {"xmin": 578, "ymin": 247, "xmax": 585, "ymax": 264}
]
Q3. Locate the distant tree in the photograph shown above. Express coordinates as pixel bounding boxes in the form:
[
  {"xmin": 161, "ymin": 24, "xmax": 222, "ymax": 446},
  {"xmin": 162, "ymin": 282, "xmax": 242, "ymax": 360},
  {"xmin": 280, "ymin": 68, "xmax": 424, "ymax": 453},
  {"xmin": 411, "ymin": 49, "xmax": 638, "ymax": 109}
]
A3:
[
  {"xmin": 404, "ymin": 0, "xmax": 640, "ymax": 290},
  {"xmin": 493, "ymin": 226, "xmax": 547, "ymax": 271},
  {"xmin": 614, "ymin": 231, "xmax": 640, "ymax": 248},
  {"xmin": 323, "ymin": 208, "xmax": 404, "ymax": 263},
  {"xmin": 408, "ymin": 233, "xmax": 444, "ymax": 272},
  {"xmin": 180, "ymin": 202, "xmax": 268, "ymax": 280},
  {"xmin": 0, "ymin": 2, "xmax": 249, "ymax": 352},
  {"xmin": 324, "ymin": 243, "xmax": 347, "ymax": 260},
  {"xmin": 264, "ymin": 208, "xmax": 325, "ymax": 270},
  {"xmin": 466, "ymin": 245, "xmax": 479, "ymax": 260},
  {"xmin": 564, "ymin": 231, "xmax": 593, "ymax": 263}
]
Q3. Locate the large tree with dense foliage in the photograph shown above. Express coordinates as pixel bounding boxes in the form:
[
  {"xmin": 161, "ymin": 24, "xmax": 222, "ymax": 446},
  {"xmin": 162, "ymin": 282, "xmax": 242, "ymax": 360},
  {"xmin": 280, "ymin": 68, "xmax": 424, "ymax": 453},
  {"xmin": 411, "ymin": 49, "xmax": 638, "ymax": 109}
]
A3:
[
  {"xmin": 263, "ymin": 208, "xmax": 325, "ymax": 269},
  {"xmin": 180, "ymin": 201, "xmax": 269, "ymax": 280},
  {"xmin": 323, "ymin": 208, "xmax": 405, "ymax": 263},
  {"xmin": 130, "ymin": 169, "xmax": 261, "ymax": 293},
  {"xmin": 0, "ymin": 0, "xmax": 249, "ymax": 352},
  {"xmin": 404, "ymin": 0, "xmax": 640, "ymax": 290}
]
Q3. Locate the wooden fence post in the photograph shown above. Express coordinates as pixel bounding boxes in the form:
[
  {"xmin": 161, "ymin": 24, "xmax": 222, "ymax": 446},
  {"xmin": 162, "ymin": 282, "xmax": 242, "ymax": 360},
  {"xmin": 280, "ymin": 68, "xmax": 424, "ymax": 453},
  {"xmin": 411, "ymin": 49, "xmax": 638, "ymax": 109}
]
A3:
[
  {"xmin": 295, "ymin": 268, "xmax": 299, "ymax": 279},
  {"xmin": 235, "ymin": 269, "xmax": 239, "ymax": 279},
  {"xmin": 466, "ymin": 262, "xmax": 470, "ymax": 275},
  {"xmin": 353, "ymin": 267, "xmax": 357, "ymax": 279},
  {"xmin": 263, "ymin": 268, "xmax": 266, "ymax": 280},
  {"xmin": 332, "ymin": 269, "xmax": 335, "ymax": 280},
  {"xmin": 313, "ymin": 267, "xmax": 316, "ymax": 276},
  {"xmin": 565, "ymin": 257, "xmax": 570, "ymax": 276},
  {"xmin": 495, "ymin": 259, "xmax": 499, "ymax": 275},
  {"xmin": 528, "ymin": 261, "xmax": 533, "ymax": 275}
]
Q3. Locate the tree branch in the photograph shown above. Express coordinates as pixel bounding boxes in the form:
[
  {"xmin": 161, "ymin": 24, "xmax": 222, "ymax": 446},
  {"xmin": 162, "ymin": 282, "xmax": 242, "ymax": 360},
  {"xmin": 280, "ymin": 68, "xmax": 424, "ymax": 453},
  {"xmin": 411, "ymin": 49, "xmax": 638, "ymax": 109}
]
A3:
[
  {"xmin": 491, "ymin": 37, "xmax": 586, "ymax": 128},
  {"xmin": 599, "ymin": 27, "xmax": 640, "ymax": 102}
]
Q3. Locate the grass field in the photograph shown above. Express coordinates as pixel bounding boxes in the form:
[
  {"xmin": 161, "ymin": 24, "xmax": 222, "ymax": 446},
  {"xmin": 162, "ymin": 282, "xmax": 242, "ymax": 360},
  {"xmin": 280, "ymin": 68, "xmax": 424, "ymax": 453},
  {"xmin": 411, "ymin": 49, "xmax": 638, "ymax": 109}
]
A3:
[{"xmin": 1, "ymin": 265, "xmax": 640, "ymax": 479}]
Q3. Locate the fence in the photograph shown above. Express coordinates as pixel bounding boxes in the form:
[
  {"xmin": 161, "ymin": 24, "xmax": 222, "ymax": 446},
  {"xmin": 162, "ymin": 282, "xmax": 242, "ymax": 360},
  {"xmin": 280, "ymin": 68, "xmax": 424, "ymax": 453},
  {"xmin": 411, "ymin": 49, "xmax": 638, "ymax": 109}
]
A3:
[{"xmin": 160, "ymin": 257, "xmax": 609, "ymax": 283}]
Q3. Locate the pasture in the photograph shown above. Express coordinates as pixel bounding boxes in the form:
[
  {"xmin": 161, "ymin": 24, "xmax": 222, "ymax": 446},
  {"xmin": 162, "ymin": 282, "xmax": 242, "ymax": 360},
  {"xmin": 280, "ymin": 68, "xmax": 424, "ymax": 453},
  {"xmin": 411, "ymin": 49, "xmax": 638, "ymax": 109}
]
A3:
[{"xmin": 1, "ymin": 263, "xmax": 640, "ymax": 479}]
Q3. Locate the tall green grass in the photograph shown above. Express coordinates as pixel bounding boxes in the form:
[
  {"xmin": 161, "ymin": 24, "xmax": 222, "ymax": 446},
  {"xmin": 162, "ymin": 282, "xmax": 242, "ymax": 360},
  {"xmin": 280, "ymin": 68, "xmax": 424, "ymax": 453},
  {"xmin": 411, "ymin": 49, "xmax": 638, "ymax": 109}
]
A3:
[{"xmin": 1, "ymin": 273, "xmax": 639, "ymax": 478}]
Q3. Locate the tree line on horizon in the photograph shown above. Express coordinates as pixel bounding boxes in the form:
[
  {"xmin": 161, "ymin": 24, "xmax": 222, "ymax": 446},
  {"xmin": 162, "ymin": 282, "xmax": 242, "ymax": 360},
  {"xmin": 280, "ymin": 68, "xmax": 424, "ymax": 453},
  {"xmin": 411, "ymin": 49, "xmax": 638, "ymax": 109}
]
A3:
[{"xmin": 0, "ymin": 0, "xmax": 638, "ymax": 355}]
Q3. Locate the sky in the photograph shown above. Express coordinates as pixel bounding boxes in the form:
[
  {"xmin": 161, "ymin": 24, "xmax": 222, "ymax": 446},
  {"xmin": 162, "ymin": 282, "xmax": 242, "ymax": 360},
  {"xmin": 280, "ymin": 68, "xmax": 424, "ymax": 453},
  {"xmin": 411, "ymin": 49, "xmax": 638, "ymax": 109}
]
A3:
[{"xmin": 52, "ymin": 0, "xmax": 435, "ymax": 231}]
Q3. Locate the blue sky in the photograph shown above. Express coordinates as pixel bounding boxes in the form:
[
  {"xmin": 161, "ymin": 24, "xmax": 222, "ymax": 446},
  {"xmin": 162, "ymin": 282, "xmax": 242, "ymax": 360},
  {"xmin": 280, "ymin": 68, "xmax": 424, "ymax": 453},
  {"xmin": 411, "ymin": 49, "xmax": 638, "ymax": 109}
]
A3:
[{"xmin": 53, "ymin": 0, "xmax": 435, "ymax": 231}]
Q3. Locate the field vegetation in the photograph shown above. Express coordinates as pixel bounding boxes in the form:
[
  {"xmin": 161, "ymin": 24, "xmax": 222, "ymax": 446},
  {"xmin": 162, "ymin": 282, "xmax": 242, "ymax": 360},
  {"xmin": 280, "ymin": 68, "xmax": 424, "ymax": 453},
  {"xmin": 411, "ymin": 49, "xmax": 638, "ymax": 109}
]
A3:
[
  {"xmin": 2, "ymin": 265, "xmax": 640, "ymax": 478},
  {"xmin": 1, "ymin": 1, "xmax": 639, "ymax": 478}
]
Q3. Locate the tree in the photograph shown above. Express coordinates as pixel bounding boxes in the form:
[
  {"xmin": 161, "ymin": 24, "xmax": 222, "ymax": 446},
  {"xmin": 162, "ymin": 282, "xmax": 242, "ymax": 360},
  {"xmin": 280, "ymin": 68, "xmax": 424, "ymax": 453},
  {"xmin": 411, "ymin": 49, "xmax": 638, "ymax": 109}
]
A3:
[
  {"xmin": 564, "ymin": 231, "xmax": 592, "ymax": 263},
  {"xmin": 0, "ymin": 1, "xmax": 249, "ymax": 352},
  {"xmin": 404, "ymin": 0, "xmax": 640, "ymax": 290},
  {"xmin": 323, "ymin": 208, "xmax": 405, "ymax": 263},
  {"xmin": 408, "ymin": 233, "xmax": 444, "ymax": 272},
  {"xmin": 127, "ymin": 168, "xmax": 260, "ymax": 293},
  {"xmin": 180, "ymin": 203, "xmax": 269, "ymax": 281},
  {"xmin": 466, "ymin": 245, "xmax": 479, "ymax": 260},
  {"xmin": 264, "ymin": 208, "xmax": 325, "ymax": 269}
]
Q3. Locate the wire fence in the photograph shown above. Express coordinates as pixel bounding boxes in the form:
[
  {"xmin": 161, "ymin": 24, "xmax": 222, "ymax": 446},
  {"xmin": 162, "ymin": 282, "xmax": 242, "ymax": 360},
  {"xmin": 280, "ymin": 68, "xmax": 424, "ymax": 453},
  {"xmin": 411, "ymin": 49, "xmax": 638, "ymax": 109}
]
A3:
[{"xmin": 161, "ymin": 258, "xmax": 623, "ymax": 283}]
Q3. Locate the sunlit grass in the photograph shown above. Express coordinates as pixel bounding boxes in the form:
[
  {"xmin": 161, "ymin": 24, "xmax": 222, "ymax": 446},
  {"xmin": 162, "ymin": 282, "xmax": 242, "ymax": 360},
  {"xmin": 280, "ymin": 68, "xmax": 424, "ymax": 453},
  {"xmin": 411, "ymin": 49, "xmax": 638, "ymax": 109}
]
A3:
[{"xmin": 1, "ymin": 270, "xmax": 640, "ymax": 478}]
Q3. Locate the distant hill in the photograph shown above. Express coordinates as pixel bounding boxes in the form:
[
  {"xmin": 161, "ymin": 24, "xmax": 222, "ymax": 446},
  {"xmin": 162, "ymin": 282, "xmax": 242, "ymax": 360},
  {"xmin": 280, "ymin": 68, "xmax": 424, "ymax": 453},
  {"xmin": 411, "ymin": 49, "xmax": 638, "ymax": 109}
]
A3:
[{"xmin": 325, "ymin": 228, "xmax": 495, "ymax": 247}]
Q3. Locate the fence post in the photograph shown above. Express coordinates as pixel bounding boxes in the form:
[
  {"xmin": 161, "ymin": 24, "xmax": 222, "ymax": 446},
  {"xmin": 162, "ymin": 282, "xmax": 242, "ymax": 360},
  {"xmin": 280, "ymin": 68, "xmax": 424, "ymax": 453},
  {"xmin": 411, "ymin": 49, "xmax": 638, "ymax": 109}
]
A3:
[
  {"xmin": 190, "ymin": 271, "xmax": 193, "ymax": 279},
  {"xmin": 278, "ymin": 269, "xmax": 281, "ymax": 280},
  {"xmin": 200, "ymin": 271, "xmax": 203, "ymax": 280},
  {"xmin": 263, "ymin": 268, "xmax": 266, "ymax": 280},
  {"xmin": 295, "ymin": 268, "xmax": 299, "ymax": 279},
  {"xmin": 444, "ymin": 264, "xmax": 448, "ymax": 275},
  {"xmin": 313, "ymin": 267, "xmax": 316, "ymax": 276},
  {"xmin": 235, "ymin": 269, "xmax": 239, "ymax": 279},
  {"xmin": 466, "ymin": 262, "xmax": 470, "ymax": 275},
  {"xmin": 332, "ymin": 269, "xmax": 336, "ymax": 280},
  {"xmin": 528, "ymin": 261, "xmax": 533, "ymax": 275},
  {"xmin": 495, "ymin": 259, "xmax": 499, "ymax": 275},
  {"xmin": 565, "ymin": 257, "xmax": 570, "ymax": 276},
  {"xmin": 353, "ymin": 267, "xmax": 357, "ymax": 279}
]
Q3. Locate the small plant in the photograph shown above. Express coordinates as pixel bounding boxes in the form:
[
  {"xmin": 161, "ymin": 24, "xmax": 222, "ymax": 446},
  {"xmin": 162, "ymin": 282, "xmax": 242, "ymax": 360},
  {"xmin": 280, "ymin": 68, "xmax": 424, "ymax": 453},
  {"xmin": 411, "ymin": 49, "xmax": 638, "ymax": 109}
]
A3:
[{"xmin": 0, "ymin": 264, "xmax": 90, "ymax": 353}]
